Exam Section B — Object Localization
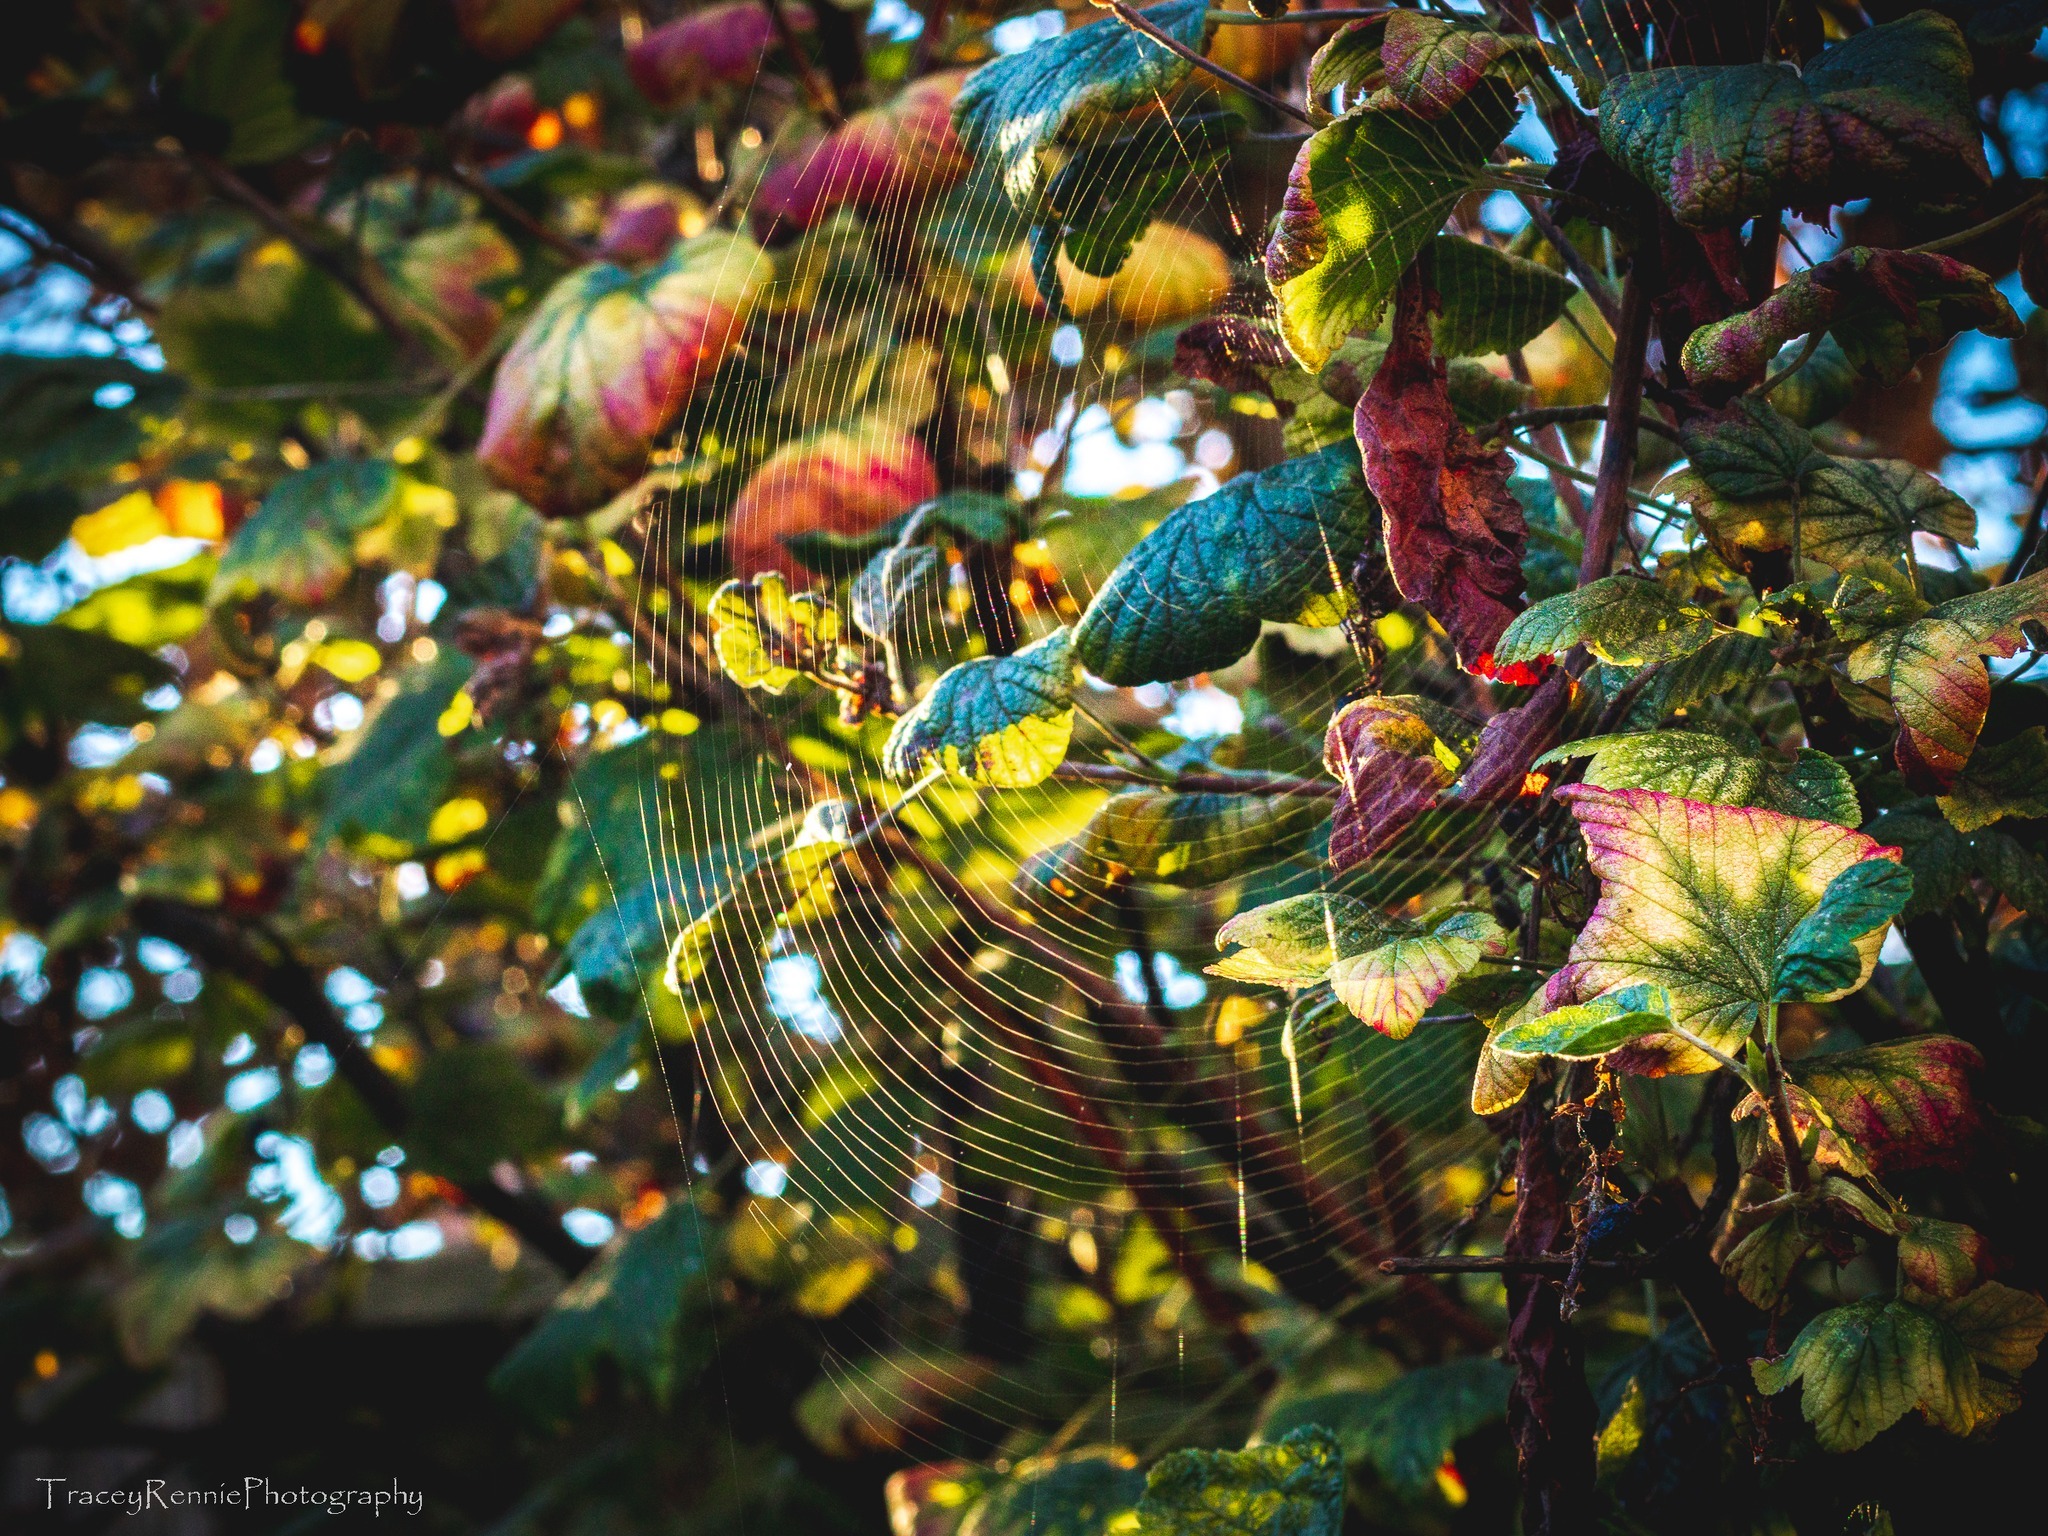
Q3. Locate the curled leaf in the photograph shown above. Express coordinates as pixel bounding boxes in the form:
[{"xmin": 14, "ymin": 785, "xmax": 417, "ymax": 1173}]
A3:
[
  {"xmin": 1494, "ymin": 982, "xmax": 1677, "ymax": 1060},
  {"xmin": 1492, "ymin": 573, "xmax": 1722, "ymax": 670},
  {"xmin": 1599, "ymin": 12, "xmax": 1988, "ymax": 227},
  {"xmin": 1322, "ymin": 694, "xmax": 1471, "ymax": 872},
  {"xmin": 727, "ymin": 421, "xmax": 941, "ymax": 582},
  {"xmin": 1073, "ymin": 444, "xmax": 1379, "ymax": 686},
  {"xmin": 1355, "ymin": 265, "xmax": 1530, "ymax": 672},
  {"xmin": 1794, "ymin": 1035, "xmax": 1985, "ymax": 1176},
  {"xmin": 479, "ymin": 232, "xmax": 772, "ymax": 516},
  {"xmin": 1681, "ymin": 248, "xmax": 2019, "ymax": 394},
  {"xmin": 1083, "ymin": 788, "xmax": 1326, "ymax": 887},
  {"xmin": 952, "ymin": 0, "xmax": 1209, "ymax": 211},
  {"xmin": 1330, "ymin": 908, "xmax": 1509, "ymax": 1038},
  {"xmin": 1898, "ymin": 1216, "xmax": 1993, "ymax": 1300},
  {"xmin": 1134, "ymin": 1425, "xmax": 1344, "ymax": 1536},
  {"xmin": 882, "ymin": 628, "xmax": 1079, "ymax": 789},
  {"xmin": 1209, "ymin": 892, "xmax": 1397, "ymax": 986},
  {"xmin": 1847, "ymin": 570, "xmax": 2048, "ymax": 790},
  {"xmin": 1266, "ymin": 80, "xmax": 1518, "ymax": 368}
]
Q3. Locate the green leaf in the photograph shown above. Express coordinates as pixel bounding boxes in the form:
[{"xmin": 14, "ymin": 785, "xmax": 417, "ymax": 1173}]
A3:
[
  {"xmin": 1796, "ymin": 458, "xmax": 1979, "ymax": 568},
  {"xmin": 1938, "ymin": 725, "xmax": 2048, "ymax": 831},
  {"xmin": 1209, "ymin": 892, "xmax": 1400, "ymax": 986},
  {"xmin": 1267, "ymin": 82, "xmax": 1519, "ymax": 368},
  {"xmin": 1847, "ymin": 569, "xmax": 2048, "ymax": 789},
  {"xmin": 1773, "ymin": 859, "xmax": 1915, "ymax": 1001},
  {"xmin": 1492, "ymin": 574, "xmax": 1722, "ymax": 668},
  {"xmin": 1751, "ymin": 1297, "xmax": 1981, "ymax": 1451},
  {"xmin": 1616, "ymin": 631, "xmax": 1779, "ymax": 725},
  {"xmin": 1373, "ymin": 11, "xmax": 1544, "ymax": 119},
  {"xmin": 179, "ymin": 0, "xmax": 325, "ymax": 165},
  {"xmin": 1771, "ymin": 332, "xmax": 1860, "ymax": 428},
  {"xmin": 1429, "ymin": 236, "xmax": 1576, "ymax": 358},
  {"xmin": 960, "ymin": 1449, "xmax": 1145, "ymax": 1536},
  {"xmin": 883, "ymin": 627, "xmax": 1079, "ymax": 788},
  {"xmin": 1213, "ymin": 895, "xmax": 1504, "ymax": 1038},
  {"xmin": 1681, "ymin": 248, "xmax": 2019, "ymax": 392},
  {"xmin": 0, "ymin": 354, "xmax": 186, "ymax": 512},
  {"xmin": 1494, "ymin": 982, "xmax": 1677, "ymax": 1060},
  {"xmin": 1664, "ymin": 398, "xmax": 1826, "ymax": 522},
  {"xmin": 1345, "ymin": 1357, "xmax": 1512, "ymax": 1493},
  {"xmin": 1720, "ymin": 1204, "xmax": 1818, "ymax": 1310},
  {"xmin": 1082, "ymin": 787, "xmax": 1326, "ymax": 886},
  {"xmin": 1073, "ymin": 445, "xmax": 1377, "ymax": 685},
  {"xmin": 1135, "ymin": 1425, "xmax": 1345, "ymax": 1536},
  {"xmin": 952, "ymin": 0, "xmax": 1210, "ymax": 212},
  {"xmin": 406, "ymin": 1043, "xmax": 561, "ymax": 1183},
  {"xmin": 319, "ymin": 648, "xmax": 473, "ymax": 853},
  {"xmin": 1917, "ymin": 1280, "xmax": 2048, "ymax": 1423},
  {"xmin": 1328, "ymin": 907, "xmax": 1509, "ymax": 1039},
  {"xmin": 1539, "ymin": 730, "xmax": 1859, "ymax": 825},
  {"xmin": 210, "ymin": 460, "xmax": 404, "ymax": 607},
  {"xmin": 1598, "ymin": 12, "xmax": 1987, "ymax": 228},
  {"xmin": 491, "ymin": 1204, "xmax": 716, "ymax": 1426},
  {"xmin": 1, "ymin": 622, "xmax": 177, "ymax": 742},
  {"xmin": 1794, "ymin": 1035, "xmax": 1986, "ymax": 1176},
  {"xmin": 1897, "ymin": 1216, "xmax": 1993, "ymax": 1300},
  {"xmin": 1551, "ymin": 784, "xmax": 1904, "ymax": 1072}
]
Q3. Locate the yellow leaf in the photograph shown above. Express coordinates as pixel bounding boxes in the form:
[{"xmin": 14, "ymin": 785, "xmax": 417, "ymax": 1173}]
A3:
[{"xmin": 72, "ymin": 490, "xmax": 167, "ymax": 557}]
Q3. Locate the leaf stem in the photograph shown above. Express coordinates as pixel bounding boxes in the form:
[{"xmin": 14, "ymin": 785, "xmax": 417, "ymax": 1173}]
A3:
[
  {"xmin": 1906, "ymin": 190, "xmax": 2048, "ymax": 256},
  {"xmin": 1101, "ymin": 0, "xmax": 1316, "ymax": 126},
  {"xmin": 763, "ymin": 0, "xmax": 844, "ymax": 125},
  {"xmin": 1514, "ymin": 194, "xmax": 1623, "ymax": 334}
]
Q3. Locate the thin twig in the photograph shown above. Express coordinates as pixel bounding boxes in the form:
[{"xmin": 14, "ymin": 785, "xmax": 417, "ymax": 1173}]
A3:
[
  {"xmin": 190, "ymin": 153, "xmax": 441, "ymax": 362},
  {"xmin": 1486, "ymin": 404, "xmax": 1684, "ymax": 446},
  {"xmin": 763, "ymin": 0, "xmax": 844, "ymax": 125},
  {"xmin": 1516, "ymin": 194, "xmax": 1622, "ymax": 335},
  {"xmin": 1103, "ymin": 0, "xmax": 1316, "ymax": 125},
  {"xmin": 441, "ymin": 161, "xmax": 594, "ymax": 264},
  {"xmin": 1052, "ymin": 760, "xmax": 1338, "ymax": 797},
  {"xmin": 1907, "ymin": 190, "xmax": 2048, "ymax": 257},
  {"xmin": 1206, "ymin": 6, "xmax": 1389, "ymax": 20}
]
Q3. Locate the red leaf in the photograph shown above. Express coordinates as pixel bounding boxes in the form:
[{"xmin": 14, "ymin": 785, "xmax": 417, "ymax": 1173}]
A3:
[
  {"xmin": 1323, "ymin": 696, "xmax": 1465, "ymax": 873},
  {"xmin": 1796, "ymin": 1035, "xmax": 1986, "ymax": 1176},
  {"xmin": 1173, "ymin": 317, "xmax": 1288, "ymax": 397},
  {"xmin": 1354, "ymin": 263, "xmax": 1528, "ymax": 671}
]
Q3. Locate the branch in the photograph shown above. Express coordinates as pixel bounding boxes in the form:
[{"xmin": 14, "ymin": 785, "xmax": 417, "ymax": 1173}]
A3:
[
  {"xmin": 1102, "ymin": 1, "xmax": 1316, "ymax": 126},
  {"xmin": 189, "ymin": 154, "xmax": 441, "ymax": 363},
  {"xmin": 131, "ymin": 899, "xmax": 594, "ymax": 1278},
  {"xmin": 925, "ymin": 941, "xmax": 1259, "ymax": 1363},
  {"xmin": 1577, "ymin": 263, "xmax": 1654, "ymax": 584},
  {"xmin": 763, "ymin": 0, "xmax": 845, "ymax": 125},
  {"xmin": 440, "ymin": 161, "xmax": 594, "ymax": 265},
  {"xmin": 891, "ymin": 835, "xmax": 1493, "ymax": 1345},
  {"xmin": 1052, "ymin": 760, "xmax": 1338, "ymax": 797}
]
